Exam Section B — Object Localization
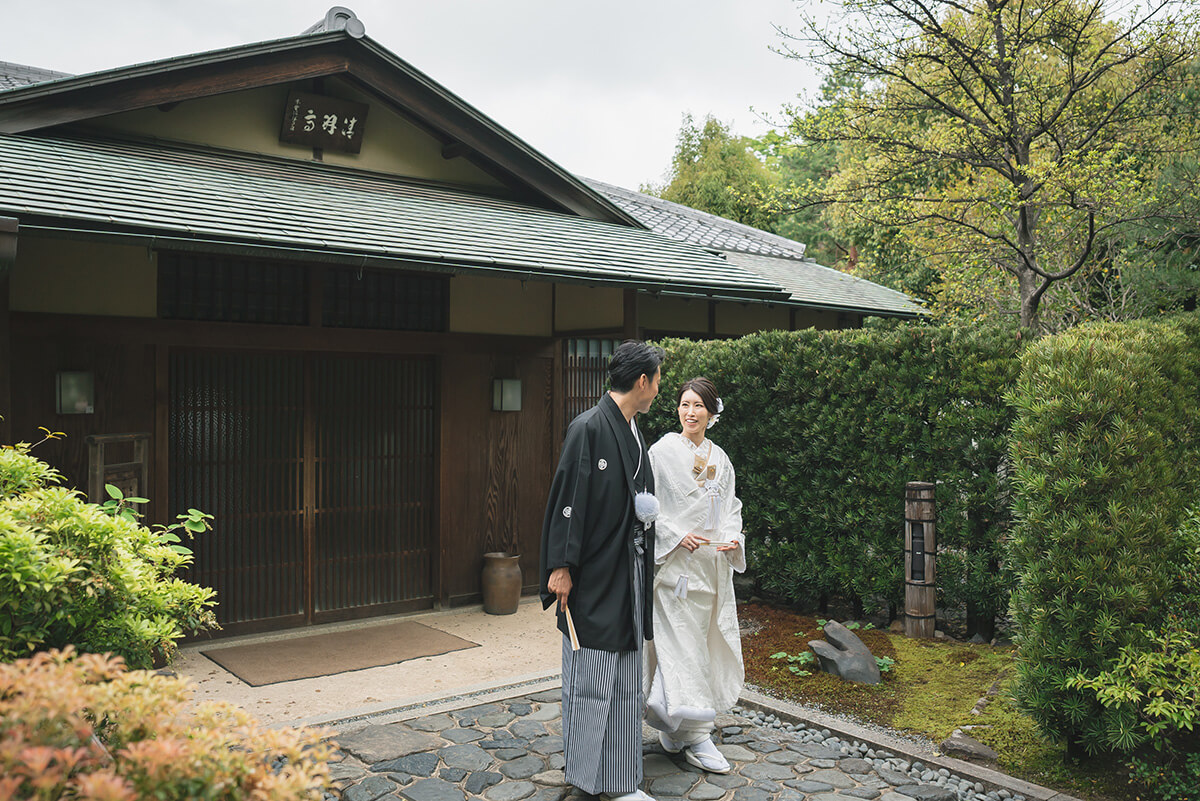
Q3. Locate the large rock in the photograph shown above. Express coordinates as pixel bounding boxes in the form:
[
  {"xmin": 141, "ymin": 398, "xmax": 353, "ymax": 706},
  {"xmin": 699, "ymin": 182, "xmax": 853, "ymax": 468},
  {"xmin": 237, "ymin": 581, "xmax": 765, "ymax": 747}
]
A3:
[
  {"xmin": 809, "ymin": 621, "xmax": 882, "ymax": 684},
  {"xmin": 940, "ymin": 729, "xmax": 999, "ymax": 761},
  {"xmin": 896, "ymin": 786, "xmax": 955, "ymax": 801}
]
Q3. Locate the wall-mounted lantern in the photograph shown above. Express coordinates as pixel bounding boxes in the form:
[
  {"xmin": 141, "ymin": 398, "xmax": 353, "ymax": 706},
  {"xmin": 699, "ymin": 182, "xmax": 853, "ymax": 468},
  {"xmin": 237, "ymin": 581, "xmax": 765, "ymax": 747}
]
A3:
[
  {"xmin": 492, "ymin": 378, "xmax": 522, "ymax": 412},
  {"xmin": 56, "ymin": 371, "xmax": 95, "ymax": 414}
]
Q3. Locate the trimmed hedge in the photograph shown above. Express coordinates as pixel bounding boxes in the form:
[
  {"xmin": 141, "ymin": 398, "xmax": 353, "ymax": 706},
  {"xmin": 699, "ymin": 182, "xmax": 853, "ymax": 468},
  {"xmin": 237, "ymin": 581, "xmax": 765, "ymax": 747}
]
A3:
[
  {"xmin": 644, "ymin": 322, "xmax": 1022, "ymax": 632},
  {"xmin": 1007, "ymin": 313, "xmax": 1200, "ymax": 759}
]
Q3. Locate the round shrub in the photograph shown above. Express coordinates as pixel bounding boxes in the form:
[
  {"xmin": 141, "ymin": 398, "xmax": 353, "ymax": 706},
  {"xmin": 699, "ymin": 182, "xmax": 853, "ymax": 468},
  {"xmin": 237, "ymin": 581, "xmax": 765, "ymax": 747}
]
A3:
[{"xmin": 0, "ymin": 444, "xmax": 217, "ymax": 667}]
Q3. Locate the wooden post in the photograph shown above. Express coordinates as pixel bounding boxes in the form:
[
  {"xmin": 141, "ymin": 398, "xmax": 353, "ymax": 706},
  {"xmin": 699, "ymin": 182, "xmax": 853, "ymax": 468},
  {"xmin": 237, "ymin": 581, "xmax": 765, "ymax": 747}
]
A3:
[
  {"xmin": 904, "ymin": 481, "xmax": 936, "ymax": 638},
  {"xmin": 623, "ymin": 289, "xmax": 639, "ymax": 340},
  {"xmin": 0, "ymin": 217, "xmax": 16, "ymax": 446},
  {"xmin": 86, "ymin": 432, "xmax": 152, "ymax": 507}
]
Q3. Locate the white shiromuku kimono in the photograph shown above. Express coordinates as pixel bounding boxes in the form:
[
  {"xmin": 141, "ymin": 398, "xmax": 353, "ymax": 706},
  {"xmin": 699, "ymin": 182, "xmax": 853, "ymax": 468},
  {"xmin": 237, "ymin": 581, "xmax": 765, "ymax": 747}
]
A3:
[{"xmin": 644, "ymin": 432, "xmax": 745, "ymax": 745}]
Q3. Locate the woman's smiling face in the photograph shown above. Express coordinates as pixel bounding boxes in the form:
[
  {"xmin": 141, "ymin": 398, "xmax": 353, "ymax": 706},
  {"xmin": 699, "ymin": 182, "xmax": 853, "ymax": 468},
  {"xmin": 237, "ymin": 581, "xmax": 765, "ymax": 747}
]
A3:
[{"xmin": 678, "ymin": 389, "xmax": 711, "ymax": 438}]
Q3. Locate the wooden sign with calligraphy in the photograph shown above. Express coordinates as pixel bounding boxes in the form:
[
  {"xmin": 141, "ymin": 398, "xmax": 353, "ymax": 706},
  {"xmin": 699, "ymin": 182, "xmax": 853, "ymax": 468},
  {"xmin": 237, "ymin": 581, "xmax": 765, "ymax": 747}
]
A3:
[{"xmin": 280, "ymin": 90, "xmax": 369, "ymax": 154}]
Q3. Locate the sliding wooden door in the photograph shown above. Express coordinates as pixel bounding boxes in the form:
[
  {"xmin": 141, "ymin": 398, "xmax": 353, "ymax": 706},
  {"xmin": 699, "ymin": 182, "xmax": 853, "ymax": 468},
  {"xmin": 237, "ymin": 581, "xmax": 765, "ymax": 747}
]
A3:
[{"xmin": 171, "ymin": 349, "xmax": 436, "ymax": 631}]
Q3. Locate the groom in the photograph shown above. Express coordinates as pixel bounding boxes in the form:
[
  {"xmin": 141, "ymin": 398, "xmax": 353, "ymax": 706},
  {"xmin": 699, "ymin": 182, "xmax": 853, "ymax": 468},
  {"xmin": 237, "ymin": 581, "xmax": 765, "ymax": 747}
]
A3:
[{"xmin": 539, "ymin": 339, "xmax": 662, "ymax": 801}]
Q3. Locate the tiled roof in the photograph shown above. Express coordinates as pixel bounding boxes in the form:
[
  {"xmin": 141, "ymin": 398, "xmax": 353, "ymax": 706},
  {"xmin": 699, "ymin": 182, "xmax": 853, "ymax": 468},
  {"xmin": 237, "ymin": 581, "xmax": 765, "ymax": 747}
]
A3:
[
  {"xmin": 583, "ymin": 178, "xmax": 923, "ymax": 317},
  {"xmin": 583, "ymin": 178, "xmax": 810, "ymax": 260},
  {"xmin": 722, "ymin": 251, "xmax": 924, "ymax": 316},
  {"xmin": 0, "ymin": 36, "xmax": 639, "ymax": 227},
  {"xmin": 0, "ymin": 134, "xmax": 788, "ymax": 300},
  {"xmin": 0, "ymin": 61, "xmax": 72, "ymax": 92}
]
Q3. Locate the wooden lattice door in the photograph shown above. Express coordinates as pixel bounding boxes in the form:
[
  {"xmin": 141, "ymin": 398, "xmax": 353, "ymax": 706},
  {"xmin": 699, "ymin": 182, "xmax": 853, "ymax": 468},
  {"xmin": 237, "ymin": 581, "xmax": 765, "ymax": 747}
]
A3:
[{"xmin": 171, "ymin": 350, "xmax": 436, "ymax": 630}]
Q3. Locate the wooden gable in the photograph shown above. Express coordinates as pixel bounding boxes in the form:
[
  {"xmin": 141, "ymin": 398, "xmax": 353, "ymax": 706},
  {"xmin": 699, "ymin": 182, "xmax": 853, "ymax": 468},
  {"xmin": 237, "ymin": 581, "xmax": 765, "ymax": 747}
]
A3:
[
  {"xmin": 82, "ymin": 77, "xmax": 507, "ymax": 190},
  {"xmin": 0, "ymin": 26, "xmax": 635, "ymax": 224}
]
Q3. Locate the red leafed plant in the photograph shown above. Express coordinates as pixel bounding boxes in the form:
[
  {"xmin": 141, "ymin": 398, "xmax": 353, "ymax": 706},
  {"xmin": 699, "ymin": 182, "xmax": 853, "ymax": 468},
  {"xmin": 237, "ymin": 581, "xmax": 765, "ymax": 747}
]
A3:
[{"xmin": 0, "ymin": 647, "xmax": 332, "ymax": 800}]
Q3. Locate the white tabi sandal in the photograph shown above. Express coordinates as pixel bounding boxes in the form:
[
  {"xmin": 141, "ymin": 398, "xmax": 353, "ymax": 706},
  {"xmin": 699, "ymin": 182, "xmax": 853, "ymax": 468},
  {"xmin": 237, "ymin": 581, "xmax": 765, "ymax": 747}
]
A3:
[
  {"xmin": 684, "ymin": 737, "xmax": 731, "ymax": 774},
  {"xmin": 602, "ymin": 791, "xmax": 657, "ymax": 801}
]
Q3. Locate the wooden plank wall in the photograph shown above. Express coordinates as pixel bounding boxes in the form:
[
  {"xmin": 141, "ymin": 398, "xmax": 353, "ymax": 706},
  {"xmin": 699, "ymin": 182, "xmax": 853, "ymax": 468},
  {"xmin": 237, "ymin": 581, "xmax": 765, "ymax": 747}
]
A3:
[
  {"xmin": 9, "ymin": 327, "xmax": 157, "ymax": 511},
  {"xmin": 439, "ymin": 351, "xmax": 555, "ymax": 605},
  {"xmin": 10, "ymin": 311, "xmax": 557, "ymax": 625}
]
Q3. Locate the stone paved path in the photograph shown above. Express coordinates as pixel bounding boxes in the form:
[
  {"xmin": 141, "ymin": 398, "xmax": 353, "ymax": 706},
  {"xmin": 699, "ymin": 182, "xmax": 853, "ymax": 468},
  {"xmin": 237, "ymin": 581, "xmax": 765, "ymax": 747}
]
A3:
[{"xmin": 326, "ymin": 691, "xmax": 1028, "ymax": 801}]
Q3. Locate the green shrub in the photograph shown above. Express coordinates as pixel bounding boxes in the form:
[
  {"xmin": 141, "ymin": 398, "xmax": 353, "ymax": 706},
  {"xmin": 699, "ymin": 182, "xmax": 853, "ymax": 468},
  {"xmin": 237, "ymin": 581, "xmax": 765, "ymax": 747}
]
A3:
[
  {"xmin": 645, "ymin": 322, "xmax": 1021, "ymax": 631},
  {"xmin": 0, "ymin": 444, "xmax": 217, "ymax": 667},
  {"xmin": 1065, "ymin": 506, "xmax": 1200, "ymax": 799},
  {"xmin": 0, "ymin": 435, "xmax": 62, "ymax": 496},
  {"xmin": 1069, "ymin": 624, "xmax": 1200, "ymax": 800},
  {"xmin": 1007, "ymin": 313, "xmax": 1200, "ymax": 756},
  {"xmin": 0, "ymin": 647, "xmax": 331, "ymax": 799}
]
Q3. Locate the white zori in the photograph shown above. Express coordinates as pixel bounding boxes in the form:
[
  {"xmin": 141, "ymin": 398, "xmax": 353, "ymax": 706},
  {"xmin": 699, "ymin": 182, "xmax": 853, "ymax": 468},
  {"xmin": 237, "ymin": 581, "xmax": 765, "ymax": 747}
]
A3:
[{"xmin": 644, "ymin": 432, "xmax": 745, "ymax": 744}]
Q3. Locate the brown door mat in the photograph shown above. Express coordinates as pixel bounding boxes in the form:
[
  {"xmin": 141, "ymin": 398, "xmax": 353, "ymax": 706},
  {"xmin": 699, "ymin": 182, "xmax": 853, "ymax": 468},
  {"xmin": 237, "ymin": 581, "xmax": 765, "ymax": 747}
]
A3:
[{"xmin": 201, "ymin": 620, "xmax": 479, "ymax": 686}]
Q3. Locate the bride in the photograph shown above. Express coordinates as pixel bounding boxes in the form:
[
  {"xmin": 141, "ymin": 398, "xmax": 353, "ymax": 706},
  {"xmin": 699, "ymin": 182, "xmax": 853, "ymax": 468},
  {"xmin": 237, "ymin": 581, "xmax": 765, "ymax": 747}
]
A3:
[{"xmin": 645, "ymin": 377, "xmax": 745, "ymax": 774}]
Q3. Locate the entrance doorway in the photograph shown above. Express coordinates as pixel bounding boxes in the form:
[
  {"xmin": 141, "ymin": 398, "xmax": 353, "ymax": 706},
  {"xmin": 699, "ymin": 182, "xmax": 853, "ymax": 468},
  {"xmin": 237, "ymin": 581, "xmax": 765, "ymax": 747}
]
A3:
[{"xmin": 170, "ymin": 349, "xmax": 437, "ymax": 631}]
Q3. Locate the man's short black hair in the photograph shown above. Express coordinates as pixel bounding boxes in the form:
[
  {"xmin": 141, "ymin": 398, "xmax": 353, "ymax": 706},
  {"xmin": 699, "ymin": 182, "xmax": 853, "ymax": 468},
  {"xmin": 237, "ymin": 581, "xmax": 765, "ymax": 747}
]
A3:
[{"xmin": 608, "ymin": 340, "xmax": 664, "ymax": 393}]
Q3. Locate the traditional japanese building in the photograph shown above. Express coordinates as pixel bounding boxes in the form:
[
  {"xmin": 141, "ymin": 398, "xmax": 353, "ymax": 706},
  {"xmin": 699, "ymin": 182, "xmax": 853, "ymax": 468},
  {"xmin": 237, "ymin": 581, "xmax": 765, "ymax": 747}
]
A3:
[{"xmin": 0, "ymin": 8, "xmax": 921, "ymax": 634}]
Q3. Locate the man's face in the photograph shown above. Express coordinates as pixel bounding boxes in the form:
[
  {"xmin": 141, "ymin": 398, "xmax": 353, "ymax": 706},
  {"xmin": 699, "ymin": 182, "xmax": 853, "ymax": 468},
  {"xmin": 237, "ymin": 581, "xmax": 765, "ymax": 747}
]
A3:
[{"xmin": 635, "ymin": 367, "xmax": 661, "ymax": 414}]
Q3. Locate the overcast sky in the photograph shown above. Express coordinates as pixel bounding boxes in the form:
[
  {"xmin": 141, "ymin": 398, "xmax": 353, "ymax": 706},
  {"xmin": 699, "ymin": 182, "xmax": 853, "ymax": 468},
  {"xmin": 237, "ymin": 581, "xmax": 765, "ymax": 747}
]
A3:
[{"xmin": 2, "ymin": 0, "xmax": 826, "ymax": 190}]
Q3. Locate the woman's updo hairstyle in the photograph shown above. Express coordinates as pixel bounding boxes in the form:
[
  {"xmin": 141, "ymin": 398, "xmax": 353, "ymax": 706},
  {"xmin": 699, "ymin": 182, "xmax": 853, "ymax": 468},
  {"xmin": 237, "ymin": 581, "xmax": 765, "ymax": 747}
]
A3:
[{"xmin": 676, "ymin": 377, "xmax": 719, "ymax": 413}]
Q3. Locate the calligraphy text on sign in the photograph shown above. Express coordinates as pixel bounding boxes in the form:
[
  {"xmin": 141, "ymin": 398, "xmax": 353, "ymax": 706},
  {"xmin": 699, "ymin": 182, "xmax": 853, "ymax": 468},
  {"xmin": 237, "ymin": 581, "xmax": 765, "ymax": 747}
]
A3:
[{"xmin": 280, "ymin": 90, "xmax": 369, "ymax": 154}]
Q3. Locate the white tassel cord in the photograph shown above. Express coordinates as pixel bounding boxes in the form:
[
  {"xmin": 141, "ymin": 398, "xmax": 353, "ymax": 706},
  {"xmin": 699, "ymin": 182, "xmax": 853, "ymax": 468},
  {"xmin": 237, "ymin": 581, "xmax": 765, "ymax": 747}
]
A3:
[{"xmin": 634, "ymin": 491, "xmax": 659, "ymax": 524}]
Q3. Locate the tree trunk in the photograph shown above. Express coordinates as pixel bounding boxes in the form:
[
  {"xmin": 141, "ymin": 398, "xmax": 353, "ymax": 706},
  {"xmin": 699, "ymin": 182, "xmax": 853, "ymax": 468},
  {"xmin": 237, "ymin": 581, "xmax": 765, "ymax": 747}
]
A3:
[
  {"xmin": 965, "ymin": 602, "xmax": 995, "ymax": 641},
  {"xmin": 1013, "ymin": 170, "xmax": 1044, "ymax": 333},
  {"xmin": 1018, "ymin": 269, "xmax": 1041, "ymax": 332}
]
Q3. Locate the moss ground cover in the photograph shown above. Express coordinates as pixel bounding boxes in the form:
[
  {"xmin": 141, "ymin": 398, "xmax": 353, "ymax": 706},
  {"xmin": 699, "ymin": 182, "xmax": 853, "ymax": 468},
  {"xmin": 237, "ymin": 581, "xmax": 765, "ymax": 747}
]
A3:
[{"xmin": 738, "ymin": 603, "xmax": 1134, "ymax": 801}]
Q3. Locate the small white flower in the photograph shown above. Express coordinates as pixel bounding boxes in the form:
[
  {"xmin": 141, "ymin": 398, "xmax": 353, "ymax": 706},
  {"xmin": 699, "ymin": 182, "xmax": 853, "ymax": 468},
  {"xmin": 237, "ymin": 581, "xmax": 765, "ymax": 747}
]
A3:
[{"xmin": 707, "ymin": 398, "xmax": 724, "ymax": 429}]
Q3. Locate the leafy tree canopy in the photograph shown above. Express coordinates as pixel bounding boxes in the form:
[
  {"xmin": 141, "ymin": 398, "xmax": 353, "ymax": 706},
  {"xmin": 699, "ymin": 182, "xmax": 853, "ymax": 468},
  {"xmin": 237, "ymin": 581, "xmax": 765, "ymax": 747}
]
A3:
[
  {"xmin": 644, "ymin": 113, "xmax": 780, "ymax": 230},
  {"xmin": 765, "ymin": 0, "xmax": 1200, "ymax": 332}
]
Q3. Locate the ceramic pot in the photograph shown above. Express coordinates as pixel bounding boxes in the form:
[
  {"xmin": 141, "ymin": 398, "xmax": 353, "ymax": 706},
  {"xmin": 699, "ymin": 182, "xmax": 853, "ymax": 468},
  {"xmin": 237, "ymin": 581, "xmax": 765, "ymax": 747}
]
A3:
[{"xmin": 481, "ymin": 551, "xmax": 522, "ymax": 615}]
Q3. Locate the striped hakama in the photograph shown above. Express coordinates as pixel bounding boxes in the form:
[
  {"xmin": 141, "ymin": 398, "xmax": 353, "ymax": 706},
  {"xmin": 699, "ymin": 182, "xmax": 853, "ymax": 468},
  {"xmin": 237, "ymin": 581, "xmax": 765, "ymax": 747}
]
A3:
[{"xmin": 560, "ymin": 532, "xmax": 647, "ymax": 795}]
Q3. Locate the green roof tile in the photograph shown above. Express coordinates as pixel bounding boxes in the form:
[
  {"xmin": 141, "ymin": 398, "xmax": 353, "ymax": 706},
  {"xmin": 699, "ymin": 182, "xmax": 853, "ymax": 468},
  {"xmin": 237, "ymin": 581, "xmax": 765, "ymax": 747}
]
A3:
[{"xmin": 0, "ymin": 135, "xmax": 789, "ymax": 300}]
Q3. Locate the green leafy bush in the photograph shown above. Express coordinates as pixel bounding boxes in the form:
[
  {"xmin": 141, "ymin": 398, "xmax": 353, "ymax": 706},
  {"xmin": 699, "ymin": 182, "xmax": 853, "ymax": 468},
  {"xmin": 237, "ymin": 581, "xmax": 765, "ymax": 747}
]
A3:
[
  {"xmin": 0, "ymin": 647, "xmax": 331, "ymax": 799},
  {"xmin": 1007, "ymin": 313, "xmax": 1200, "ymax": 757},
  {"xmin": 1069, "ymin": 624, "xmax": 1200, "ymax": 800},
  {"xmin": 1065, "ymin": 506, "xmax": 1200, "ymax": 799},
  {"xmin": 0, "ymin": 443, "xmax": 217, "ymax": 667},
  {"xmin": 645, "ymin": 322, "xmax": 1021, "ymax": 633}
]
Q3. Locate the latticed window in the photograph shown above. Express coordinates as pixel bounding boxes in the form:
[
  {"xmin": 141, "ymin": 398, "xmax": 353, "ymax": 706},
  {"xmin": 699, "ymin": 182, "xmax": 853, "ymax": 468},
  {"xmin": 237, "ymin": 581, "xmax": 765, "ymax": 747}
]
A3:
[
  {"xmin": 158, "ymin": 254, "xmax": 448, "ymax": 332},
  {"xmin": 158, "ymin": 252, "xmax": 307, "ymax": 324},
  {"xmin": 323, "ymin": 268, "xmax": 447, "ymax": 331},
  {"xmin": 562, "ymin": 338, "xmax": 621, "ymax": 427}
]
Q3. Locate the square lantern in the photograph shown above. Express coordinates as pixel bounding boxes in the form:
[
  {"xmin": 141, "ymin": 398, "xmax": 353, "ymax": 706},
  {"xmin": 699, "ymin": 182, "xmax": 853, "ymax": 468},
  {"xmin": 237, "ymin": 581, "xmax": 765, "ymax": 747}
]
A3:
[
  {"xmin": 492, "ymin": 378, "xmax": 522, "ymax": 412},
  {"xmin": 56, "ymin": 371, "xmax": 95, "ymax": 415}
]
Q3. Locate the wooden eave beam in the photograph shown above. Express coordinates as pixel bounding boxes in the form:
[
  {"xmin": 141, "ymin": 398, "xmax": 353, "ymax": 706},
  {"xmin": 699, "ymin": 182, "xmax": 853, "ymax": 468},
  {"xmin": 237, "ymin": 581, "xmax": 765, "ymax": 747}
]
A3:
[
  {"xmin": 441, "ymin": 141, "xmax": 470, "ymax": 160},
  {"xmin": 0, "ymin": 48, "xmax": 353, "ymax": 133},
  {"xmin": 0, "ymin": 217, "xmax": 16, "ymax": 278}
]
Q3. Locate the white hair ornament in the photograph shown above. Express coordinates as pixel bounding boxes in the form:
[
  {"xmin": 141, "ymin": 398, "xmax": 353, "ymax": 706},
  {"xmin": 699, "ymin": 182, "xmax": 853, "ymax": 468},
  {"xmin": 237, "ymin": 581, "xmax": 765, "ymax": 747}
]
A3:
[{"xmin": 706, "ymin": 397, "xmax": 724, "ymax": 429}]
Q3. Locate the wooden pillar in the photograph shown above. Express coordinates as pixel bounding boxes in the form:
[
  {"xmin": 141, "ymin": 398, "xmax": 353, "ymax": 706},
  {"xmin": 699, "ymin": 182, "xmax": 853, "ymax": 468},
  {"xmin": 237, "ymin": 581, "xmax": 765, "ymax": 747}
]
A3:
[
  {"xmin": 904, "ymin": 481, "xmax": 936, "ymax": 638},
  {"xmin": 154, "ymin": 345, "xmax": 170, "ymax": 526},
  {"xmin": 0, "ymin": 217, "xmax": 16, "ymax": 445},
  {"xmin": 623, "ymin": 288, "xmax": 639, "ymax": 340}
]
